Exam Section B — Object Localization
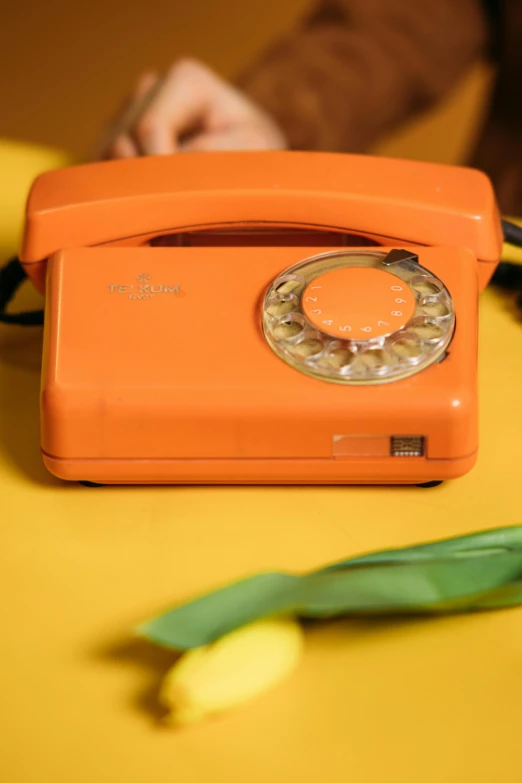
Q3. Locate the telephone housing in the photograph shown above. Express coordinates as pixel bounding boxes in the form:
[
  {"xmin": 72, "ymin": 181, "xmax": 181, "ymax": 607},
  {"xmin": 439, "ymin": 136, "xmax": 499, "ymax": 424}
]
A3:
[{"xmin": 20, "ymin": 151, "xmax": 502, "ymax": 484}]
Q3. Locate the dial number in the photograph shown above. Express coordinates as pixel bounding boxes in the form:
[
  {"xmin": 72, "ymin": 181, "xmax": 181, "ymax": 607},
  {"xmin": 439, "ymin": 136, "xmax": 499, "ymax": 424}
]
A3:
[{"xmin": 301, "ymin": 266, "xmax": 416, "ymax": 340}]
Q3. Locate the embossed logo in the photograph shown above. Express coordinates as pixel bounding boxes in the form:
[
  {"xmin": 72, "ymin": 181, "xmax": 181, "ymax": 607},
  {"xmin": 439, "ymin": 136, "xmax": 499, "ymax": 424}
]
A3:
[{"xmin": 107, "ymin": 274, "xmax": 180, "ymax": 300}]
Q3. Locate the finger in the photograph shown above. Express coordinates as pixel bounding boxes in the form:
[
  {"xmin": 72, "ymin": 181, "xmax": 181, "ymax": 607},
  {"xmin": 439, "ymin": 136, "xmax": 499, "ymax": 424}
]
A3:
[
  {"xmin": 120, "ymin": 71, "xmax": 159, "ymax": 119},
  {"xmin": 109, "ymin": 134, "xmax": 139, "ymax": 159},
  {"xmin": 132, "ymin": 60, "xmax": 215, "ymax": 155},
  {"xmin": 178, "ymin": 133, "xmax": 225, "ymax": 152},
  {"xmin": 179, "ymin": 127, "xmax": 274, "ymax": 152},
  {"xmin": 95, "ymin": 71, "xmax": 159, "ymax": 160},
  {"xmin": 135, "ymin": 71, "xmax": 159, "ymax": 98},
  {"xmin": 111, "ymin": 72, "xmax": 162, "ymax": 140},
  {"xmin": 94, "ymin": 72, "xmax": 158, "ymax": 160}
]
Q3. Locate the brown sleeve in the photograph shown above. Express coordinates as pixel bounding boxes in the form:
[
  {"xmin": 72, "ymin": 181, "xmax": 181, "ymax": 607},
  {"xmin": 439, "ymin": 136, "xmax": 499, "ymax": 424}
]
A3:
[
  {"xmin": 468, "ymin": 0, "xmax": 522, "ymax": 214},
  {"xmin": 237, "ymin": 0, "xmax": 491, "ymax": 152}
]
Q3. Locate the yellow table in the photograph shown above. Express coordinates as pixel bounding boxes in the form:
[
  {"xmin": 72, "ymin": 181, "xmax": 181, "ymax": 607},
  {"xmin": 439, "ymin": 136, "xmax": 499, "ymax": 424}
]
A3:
[{"xmin": 1, "ymin": 142, "xmax": 521, "ymax": 783}]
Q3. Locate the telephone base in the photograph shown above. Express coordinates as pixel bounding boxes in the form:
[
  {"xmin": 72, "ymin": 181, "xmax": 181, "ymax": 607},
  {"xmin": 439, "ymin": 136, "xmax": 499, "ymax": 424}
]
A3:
[{"xmin": 44, "ymin": 452, "xmax": 476, "ymax": 485}]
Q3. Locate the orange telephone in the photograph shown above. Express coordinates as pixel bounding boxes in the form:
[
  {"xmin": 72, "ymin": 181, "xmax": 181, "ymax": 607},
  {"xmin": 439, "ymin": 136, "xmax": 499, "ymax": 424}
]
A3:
[{"xmin": 18, "ymin": 151, "xmax": 503, "ymax": 485}]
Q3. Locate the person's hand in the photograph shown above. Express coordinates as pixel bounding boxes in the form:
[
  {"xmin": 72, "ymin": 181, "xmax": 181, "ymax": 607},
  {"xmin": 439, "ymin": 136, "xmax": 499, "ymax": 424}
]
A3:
[{"xmin": 100, "ymin": 59, "xmax": 287, "ymax": 159}]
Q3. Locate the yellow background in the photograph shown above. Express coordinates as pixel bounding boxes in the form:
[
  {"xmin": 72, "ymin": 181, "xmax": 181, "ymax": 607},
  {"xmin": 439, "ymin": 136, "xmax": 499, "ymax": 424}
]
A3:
[{"xmin": 1, "ymin": 3, "xmax": 521, "ymax": 782}]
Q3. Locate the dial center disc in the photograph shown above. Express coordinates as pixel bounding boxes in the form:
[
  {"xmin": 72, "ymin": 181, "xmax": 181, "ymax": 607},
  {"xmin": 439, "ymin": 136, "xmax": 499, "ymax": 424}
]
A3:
[{"xmin": 302, "ymin": 266, "xmax": 416, "ymax": 340}]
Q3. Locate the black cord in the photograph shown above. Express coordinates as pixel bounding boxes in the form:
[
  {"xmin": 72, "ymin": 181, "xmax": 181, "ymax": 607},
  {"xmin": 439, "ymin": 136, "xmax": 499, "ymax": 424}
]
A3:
[
  {"xmin": 501, "ymin": 220, "xmax": 522, "ymax": 248},
  {"xmin": 0, "ymin": 257, "xmax": 44, "ymax": 325},
  {"xmin": 491, "ymin": 220, "xmax": 522, "ymax": 309},
  {"xmin": 491, "ymin": 259, "xmax": 522, "ymax": 288}
]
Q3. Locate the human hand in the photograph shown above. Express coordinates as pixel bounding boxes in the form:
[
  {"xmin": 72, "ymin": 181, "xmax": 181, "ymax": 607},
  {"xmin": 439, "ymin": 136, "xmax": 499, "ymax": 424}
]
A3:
[{"xmin": 99, "ymin": 59, "xmax": 287, "ymax": 158}]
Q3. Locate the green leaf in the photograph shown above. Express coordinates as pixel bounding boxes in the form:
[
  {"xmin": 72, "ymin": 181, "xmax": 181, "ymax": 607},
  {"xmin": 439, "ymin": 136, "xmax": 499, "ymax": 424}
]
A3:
[
  {"xmin": 137, "ymin": 573, "xmax": 300, "ymax": 650},
  {"xmin": 296, "ymin": 552, "xmax": 522, "ymax": 616},
  {"xmin": 137, "ymin": 526, "xmax": 522, "ymax": 650},
  {"xmin": 320, "ymin": 525, "xmax": 522, "ymax": 570}
]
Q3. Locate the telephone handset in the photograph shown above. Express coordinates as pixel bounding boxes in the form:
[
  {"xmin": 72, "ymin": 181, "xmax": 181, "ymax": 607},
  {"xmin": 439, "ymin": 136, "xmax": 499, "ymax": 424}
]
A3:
[
  {"xmin": 15, "ymin": 151, "xmax": 506, "ymax": 484},
  {"xmin": 21, "ymin": 151, "xmax": 501, "ymax": 290}
]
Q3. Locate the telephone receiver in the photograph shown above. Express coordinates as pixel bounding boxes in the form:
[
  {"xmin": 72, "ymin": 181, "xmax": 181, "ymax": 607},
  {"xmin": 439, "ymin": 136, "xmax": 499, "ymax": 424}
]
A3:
[
  {"xmin": 21, "ymin": 151, "xmax": 502, "ymax": 291},
  {"xmin": 3, "ymin": 151, "xmax": 513, "ymax": 485}
]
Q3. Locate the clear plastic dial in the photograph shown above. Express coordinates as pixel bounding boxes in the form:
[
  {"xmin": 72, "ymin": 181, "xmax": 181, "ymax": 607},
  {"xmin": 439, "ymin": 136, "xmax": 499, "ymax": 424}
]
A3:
[{"xmin": 262, "ymin": 250, "xmax": 455, "ymax": 384}]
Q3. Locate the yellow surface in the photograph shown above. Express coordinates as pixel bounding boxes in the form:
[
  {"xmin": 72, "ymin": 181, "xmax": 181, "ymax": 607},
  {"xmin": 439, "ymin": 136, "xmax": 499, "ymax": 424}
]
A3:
[
  {"xmin": 1, "ymin": 145, "xmax": 522, "ymax": 783},
  {"xmin": 0, "ymin": 139, "xmax": 71, "ymax": 260}
]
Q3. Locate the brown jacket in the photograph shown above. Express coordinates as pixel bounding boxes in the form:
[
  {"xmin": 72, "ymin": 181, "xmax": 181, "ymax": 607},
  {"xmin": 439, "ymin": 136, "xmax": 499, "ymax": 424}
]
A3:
[{"xmin": 239, "ymin": 0, "xmax": 522, "ymax": 215}]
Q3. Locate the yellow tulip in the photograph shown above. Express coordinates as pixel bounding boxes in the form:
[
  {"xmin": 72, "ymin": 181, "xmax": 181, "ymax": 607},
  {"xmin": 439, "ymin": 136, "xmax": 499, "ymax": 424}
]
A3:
[{"xmin": 159, "ymin": 617, "xmax": 303, "ymax": 725}]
